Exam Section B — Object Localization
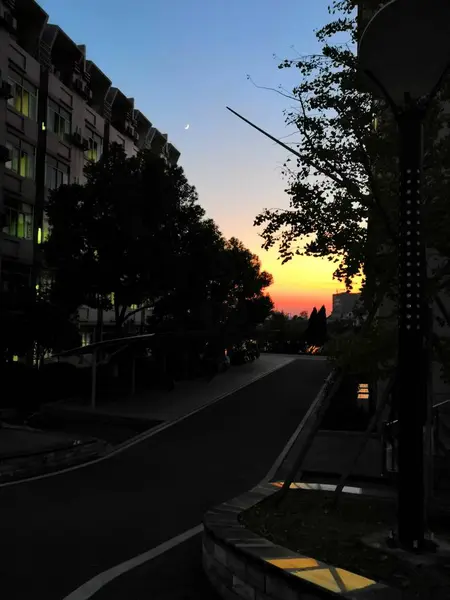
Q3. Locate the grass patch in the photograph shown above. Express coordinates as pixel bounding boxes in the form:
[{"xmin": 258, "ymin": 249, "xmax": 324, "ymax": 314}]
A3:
[{"xmin": 239, "ymin": 489, "xmax": 450, "ymax": 598}]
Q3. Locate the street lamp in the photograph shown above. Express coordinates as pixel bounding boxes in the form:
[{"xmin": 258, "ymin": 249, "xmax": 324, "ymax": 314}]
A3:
[{"xmin": 358, "ymin": 0, "xmax": 450, "ymax": 551}]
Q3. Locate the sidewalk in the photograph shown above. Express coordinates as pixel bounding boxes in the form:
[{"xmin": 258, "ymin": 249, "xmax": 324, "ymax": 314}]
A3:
[
  {"xmin": 43, "ymin": 353, "xmax": 298, "ymax": 424},
  {"xmin": 0, "ymin": 354, "xmax": 299, "ymax": 484},
  {"xmin": 0, "ymin": 424, "xmax": 108, "ymax": 483},
  {"xmin": 0, "ymin": 424, "xmax": 86, "ymax": 458},
  {"xmin": 274, "ymin": 429, "xmax": 384, "ymax": 483}
]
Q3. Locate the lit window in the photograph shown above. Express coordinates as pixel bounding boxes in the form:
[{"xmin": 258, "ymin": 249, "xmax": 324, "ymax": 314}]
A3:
[
  {"xmin": 8, "ymin": 75, "xmax": 38, "ymax": 120},
  {"xmin": 81, "ymin": 333, "xmax": 92, "ymax": 347},
  {"xmin": 2, "ymin": 200, "xmax": 33, "ymax": 240},
  {"xmin": 47, "ymin": 100, "xmax": 71, "ymax": 139},
  {"xmin": 85, "ymin": 131, "xmax": 103, "ymax": 162},
  {"xmin": 5, "ymin": 141, "xmax": 35, "ymax": 179}
]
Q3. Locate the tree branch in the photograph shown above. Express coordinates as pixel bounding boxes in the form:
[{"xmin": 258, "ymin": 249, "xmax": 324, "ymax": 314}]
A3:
[
  {"xmin": 122, "ymin": 304, "xmax": 153, "ymax": 323},
  {"xmin": 349, "ymin": 114, "xmax": 398, "ymax": 243},
  {"xmin": 296, "ymin": 94, "xmax": 370, "ymax": 203},
  {"xmin": 246, "ymin": 75, "xmax": 299, "ymax": 102}
]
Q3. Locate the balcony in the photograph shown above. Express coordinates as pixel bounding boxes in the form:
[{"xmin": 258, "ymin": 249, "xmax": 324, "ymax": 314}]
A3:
[
  {"xmin": 0, "ymin": 80, "xmax": 13, "ymax": 99},
  {"xmin": 38, "ymin": 40, "xmax": 52, "ymax": 70},
  {"xmin": 103, "ymin": 100, "xmax": 112, "ymax": 122},
  {"xmin": 0, "ymin": 234, "xmax": 33, "ymax": 263},
  {"xmin": 65, "ymin": 131, "xmax": 89, "ymax": 151},
  {"xmin": 124, "ymin": 124, "xmax": 139, "ymax": 142},
  {"xmin": 72, "ymin": 75, "xmax": 93, "ymax": 102},
  {"xmin": 0, "ymin": 144, "xmax": 10, "ymax": 164},
  {"xmin": 0, "ymin": 3, "xmax": 17, "ymax": 32}
]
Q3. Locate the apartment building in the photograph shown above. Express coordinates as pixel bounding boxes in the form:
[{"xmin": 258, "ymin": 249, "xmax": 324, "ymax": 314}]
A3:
[
  {"xmin": 0, "ymin": 0, "xmax": 180, "ymax": 343},
  {"xmin": 328, "ymin": 292, "xmax": 362, "ymax": 321}
]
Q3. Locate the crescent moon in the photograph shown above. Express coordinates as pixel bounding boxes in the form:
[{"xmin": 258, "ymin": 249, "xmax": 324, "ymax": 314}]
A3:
[{"xmin": 185, "ymin": 124, "xmax": 190, "ymax": 130}]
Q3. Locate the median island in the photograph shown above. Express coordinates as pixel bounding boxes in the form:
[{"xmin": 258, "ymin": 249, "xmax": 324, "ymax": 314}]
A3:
[{"xmin": 239, "ymin": 487, "xmax": 450, "ymax": 598}]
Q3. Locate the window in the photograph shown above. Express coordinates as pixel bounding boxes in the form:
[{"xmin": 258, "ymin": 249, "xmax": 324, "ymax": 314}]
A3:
[
  {"xmin": 2, "ymin": 199, "xmax": 33, "ymax": 240},
  {"xmin": 7, "ymin": 74, "xmax": 38, "ymax": 120},
  {"xmin": 47, "ymin": 99, "xmax": 71, "ymax": 138},
  {"xmin": 46, "ymin": 156, "xmax": 69, "ymax": 190},
  {"xmin": 37, "ymin": 218, "xmax": 50, "ymax": 244},
  {"xmin": 5, "ymin": 139, "xmax": 35, "ymax": 179},
  {"xmin": 81, "ymin": 332, "xmax": 92, "ymax": 347},
  {"xmin": 85, "ymin": 130, "xmax": 103, "ymax": 162}
]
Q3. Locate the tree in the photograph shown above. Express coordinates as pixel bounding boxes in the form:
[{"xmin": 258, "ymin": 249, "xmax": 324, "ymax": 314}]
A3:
[
  {"xmin": 316, "ymin": 305, "xmax": 328, "ymax": 346},
  {"xmin": 149, "ymin": 234, "xmax": 274, "ymax": 344},
  {"xmin": 251, "ymin": 0, "xmax": 450, "ymax": 376},
  {"xmin": 305, "ymin": 307, "xmax": 319, "ymax": 346},
  {"xmin": 0, "ymin": 288, "xmax": 81, "ymax": 366},
  {"xmin": 147, "ymin": 217, "xmax": 225, "ymax": 332},
  {"xmin": 44, "ymin": 143, "xmax": 205, "ymax": 333}
]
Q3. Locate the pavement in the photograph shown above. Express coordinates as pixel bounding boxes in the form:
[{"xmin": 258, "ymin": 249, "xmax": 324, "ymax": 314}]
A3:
[
  {"xmin": 0, "ymin": 356, "xmax": 330, "ymax": 600},
  {"xmin": 91, "ymin": 534, "xmax": 220, "ymax": 600},
  {"xmin": 0, "ymin": 354, "xmax": 298, "ymax": 479},
  {"xmin": 44, "ymin": 353, "xmax": 301, "ymax": 423},
  {"xmin": 0, "ymin": 425, "xmax": 86, "ymax": 459},
  {"xmin": 279, "ymin": 430, "xmax": 384, "ymax": 482}
]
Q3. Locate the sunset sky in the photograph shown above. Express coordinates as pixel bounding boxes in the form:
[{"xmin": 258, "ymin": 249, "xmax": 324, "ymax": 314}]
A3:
[{"xmin": 38, "ymin": 0, "xmax": 354, "ymax": 316}]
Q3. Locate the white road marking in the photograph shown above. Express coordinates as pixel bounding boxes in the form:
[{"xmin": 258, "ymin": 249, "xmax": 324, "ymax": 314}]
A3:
[
  {"xmin": 263, "ymin": 368, "xmax": 334, "ymax": 482},
  {"xmin": 61, "ymin": 524, "xmax": 203, "ymax": 600},
  {"xmin": 52, "ymin": 357, "xmax": 328, "ymax": 599},
  {"xmin": 0, "ymin": 358, "xmax": 294, "ymax": 488}
]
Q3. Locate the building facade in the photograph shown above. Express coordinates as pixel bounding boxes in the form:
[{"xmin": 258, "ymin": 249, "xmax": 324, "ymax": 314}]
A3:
[
  {"xmin": 329, "ymin": 292, "xmax": 362, "ymax": 321},
  {"xmin": 0, "ymin": 0, "xmax": 180, "ymax": 344}
]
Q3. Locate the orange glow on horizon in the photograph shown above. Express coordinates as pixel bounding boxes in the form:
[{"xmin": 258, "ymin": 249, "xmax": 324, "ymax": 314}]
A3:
[{"xmin": 258, "ymin": 248, "xmax": 362, "ymax": 316}]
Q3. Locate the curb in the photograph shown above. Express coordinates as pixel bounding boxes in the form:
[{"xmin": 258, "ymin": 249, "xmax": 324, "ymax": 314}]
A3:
[
  {"xmin": 202, "ymin": 482, "xmax": 400, "ymax": 600},
  {"xmin": 0, "ymin": 358, "xmax": 295, "ymax": 486},
  {"xmin": 0, "ymin": 438, "xmax": 110, "ymax": 484},
  {"xmin": 203, "ymin": 368, "xmax": 399, "ymax": 599},
  {"xmin": 264, "ymin": 369, "xmax": 336, "ymax": 482}
]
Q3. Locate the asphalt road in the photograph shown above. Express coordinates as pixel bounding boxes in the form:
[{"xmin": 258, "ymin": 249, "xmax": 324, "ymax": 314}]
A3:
[{"xmin": 0, "ymin": 358, "xmax": 330, "ymax": 600}]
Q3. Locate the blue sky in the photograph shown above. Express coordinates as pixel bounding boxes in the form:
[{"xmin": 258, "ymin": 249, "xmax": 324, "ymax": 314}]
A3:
[{"xmin": 37, "ymin": 0, "xmax": 346, "ymax": 314}]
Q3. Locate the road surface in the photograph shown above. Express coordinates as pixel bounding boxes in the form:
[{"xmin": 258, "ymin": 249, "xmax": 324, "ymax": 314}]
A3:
[{"xmin": 0, "ymin": 358, "xmax": 330, "ymax": 599}]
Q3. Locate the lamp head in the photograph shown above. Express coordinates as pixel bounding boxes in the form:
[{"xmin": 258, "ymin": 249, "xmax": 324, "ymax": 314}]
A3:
[{"xmin": 358, "ymin": 0, "xmax": 450, "ymax": 107}]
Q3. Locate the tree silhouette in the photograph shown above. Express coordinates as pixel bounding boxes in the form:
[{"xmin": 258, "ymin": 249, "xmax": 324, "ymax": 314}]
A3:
[
  {"xmin": 44, "ymin": 143, "xmax": 205, "ymax": 333},
  {"xmin": 305, "ymin": 307, "xmax": 319, "ymax": 346},
  {"xmin": 316, "ymin": 305, "xmax": 328, "ymax": 346}
]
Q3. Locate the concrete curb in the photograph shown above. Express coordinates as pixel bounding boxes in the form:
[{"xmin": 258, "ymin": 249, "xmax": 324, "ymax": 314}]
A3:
[
  {"xmin": 203, "ymin": 368, "xmax": 399, "ymax": 599},
  {"xmin": 0, "ymin": 438, "xmax": 110, "ymax": 484},
  {"xmin": 0, "ymin": 357, "xmax": 295, "ymax": 486},
  {"xmin": 264, "ymin": 369, "xmax": 336, "ymax": 482},
  {"xmin": 202, "ymin": 482, "xmax": 400, "ymax": 600}
]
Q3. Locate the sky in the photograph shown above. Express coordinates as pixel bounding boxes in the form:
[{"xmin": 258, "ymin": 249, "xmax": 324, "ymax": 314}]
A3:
[{"xmin": 37, "ymin": 0, "xmax": 353, "ymax": 316}]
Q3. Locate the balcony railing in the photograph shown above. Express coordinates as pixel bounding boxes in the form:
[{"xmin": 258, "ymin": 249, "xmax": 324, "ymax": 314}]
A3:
[
  {"xmin": 38, "ymin": 41, "xmax": 52, "ymax": 70},
  {"xmin": 103, "ymin": 101, "xmax": 112, "ymax": 122},
  {"xmin": 382, "ymin": 398, "xmax": 450, "ymax": 479}
]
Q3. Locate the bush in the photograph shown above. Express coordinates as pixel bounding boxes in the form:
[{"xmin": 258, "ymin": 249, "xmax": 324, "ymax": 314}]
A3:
[
  {"xmin": 1, "ymin": 363, "xmax": 41, "ymax": 412},
  {"xmin": 39, "ymin": 362, "xmax": 80, "ymax": 402},
  {"xmin": 321, "ymin": 374, "xmax": 372, "ymax": 432}
]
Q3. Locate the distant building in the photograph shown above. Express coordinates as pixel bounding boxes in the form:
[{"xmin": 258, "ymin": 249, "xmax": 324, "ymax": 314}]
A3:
[{"xmin": 328, "ymin": 292, "xmax": 361, "ymax": 321}]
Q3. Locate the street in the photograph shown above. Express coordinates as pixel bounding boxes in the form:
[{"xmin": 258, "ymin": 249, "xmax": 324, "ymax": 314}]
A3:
[{"xmin": 0, "ymin": 358, "xmax": 330, "ymax": 599}]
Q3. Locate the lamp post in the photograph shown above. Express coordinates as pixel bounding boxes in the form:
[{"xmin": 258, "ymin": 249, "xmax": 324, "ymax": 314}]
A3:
[{"xmin": 358, "ymin": 0, "xmax": 450, "ymax": 551}]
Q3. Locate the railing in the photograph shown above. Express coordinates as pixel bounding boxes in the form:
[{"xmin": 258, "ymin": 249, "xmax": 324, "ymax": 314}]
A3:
[{"xmin": 381, "ymin": 398, "xmax": 450, "ymax": 477}]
